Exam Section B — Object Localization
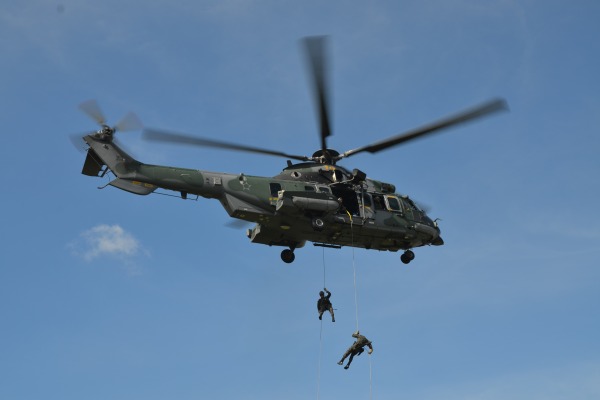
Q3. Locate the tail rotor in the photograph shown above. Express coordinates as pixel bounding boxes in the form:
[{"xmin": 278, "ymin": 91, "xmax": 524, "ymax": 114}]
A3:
[
  {"xmin": 71, "ymin": 100, "xmax": 142, "ymax": 154},
  {"xmin": 78, "ymin": 99, "xmax": 142, "ymax": 136}
]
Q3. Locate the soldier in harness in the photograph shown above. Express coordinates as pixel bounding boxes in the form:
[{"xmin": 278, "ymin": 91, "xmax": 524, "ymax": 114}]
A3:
[
  {"xmin": 317, "ymin": 288, "xmax": 335, "ymax": 322},
  {"xmin": 337, "ymin": 331, "xmax": 373, "ymax": 369}
]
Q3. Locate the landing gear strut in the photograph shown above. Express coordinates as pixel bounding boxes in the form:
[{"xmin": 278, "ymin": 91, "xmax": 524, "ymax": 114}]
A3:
[
  {"xmin": 400, "ymin": 250, "xmax": 415, "ymax": 264},
  {"xmin": 281, "ymin": 248, "xmax": 295, "ymax": 264}
]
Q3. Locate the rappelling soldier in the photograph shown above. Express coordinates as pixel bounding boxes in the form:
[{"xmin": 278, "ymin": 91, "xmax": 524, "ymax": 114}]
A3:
[
  {"xmin": 317, "ymin": 288, "xmax": 335, "ymax": 322},
  {"xmin": 337, "ymin": 331, "xmax": 373, "ymax": 369}
]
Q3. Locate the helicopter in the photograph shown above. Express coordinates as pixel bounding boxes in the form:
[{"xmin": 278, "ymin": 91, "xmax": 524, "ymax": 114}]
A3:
[{"xmin": 75, "ymin": 36, "xmax": 507, "ymax": 264}]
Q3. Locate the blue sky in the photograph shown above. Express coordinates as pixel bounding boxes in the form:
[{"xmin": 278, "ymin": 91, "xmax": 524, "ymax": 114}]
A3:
[{"xmin": 1, "ymin": 1, "xmax": 599, "ymax": 399}]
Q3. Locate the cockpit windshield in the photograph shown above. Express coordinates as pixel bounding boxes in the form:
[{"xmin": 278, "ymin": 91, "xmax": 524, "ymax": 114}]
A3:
[{"xmin": 402, "ymin": 196, "xmax": 422, "ymax": 211}]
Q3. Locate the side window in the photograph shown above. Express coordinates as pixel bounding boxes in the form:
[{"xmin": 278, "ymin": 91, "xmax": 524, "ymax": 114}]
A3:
[
  {"xmin": 373, "ymin": 195, "xmax": 384, "ymax": 210},
  {"xmin": 317, "ymin": 186, "xmax": 331, "ymax": 194},
  {"xmin": 305, "ymin": 185, "xmax": 316, "ymax": 191},
  {"xmin": 385, "ymin": 196, "xmax": 402, "ymax": 212},
  {"xmin": 270, "ymin": 183, "xmax": 282, "ymax": 198},
  {"xmin": 361, "ymin": 193, "xmax": 372, "ymax": 208}
]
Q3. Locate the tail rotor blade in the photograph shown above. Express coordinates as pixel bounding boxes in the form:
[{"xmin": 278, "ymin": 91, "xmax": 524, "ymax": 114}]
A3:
[
  {"xmin": 115, "ymin": 112, "xmax": 143, "ymax": 132},
  {"xmin": 79, "ymin": 99, "xmax": 106, "ymax": 126},
  {"xmin": 69, "ymin": 133, "xmax": 89, "ymax": 153}
]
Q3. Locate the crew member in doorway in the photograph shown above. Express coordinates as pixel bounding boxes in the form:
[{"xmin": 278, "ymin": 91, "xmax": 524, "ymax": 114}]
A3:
[
  {"xmin": 337, "ymin": 331, "xmax": 373, "ymax": 369},
  {"xmin": 317, "ymin": 288, "xmax": 335, "ymax": 322}
]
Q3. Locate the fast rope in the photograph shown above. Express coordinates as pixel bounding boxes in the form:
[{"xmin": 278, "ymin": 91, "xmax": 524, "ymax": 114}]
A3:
[
  {"xmin": 317, "ymin": 318, "xmax": 323, "ymax": 400},
  {"xmin": 316, "ymin": 247, "xmax": 327, "ymax": 400},
  {"xmin": 347, "ymin": 211, "xmax": 373, "ymax": 400},
  {"xmin": 317, "ymin": 212, "xmax": 373, "ymax": 399},
  {"xmin": 347, "ymin": 211, "xmax": 359, "ymax": 332}
]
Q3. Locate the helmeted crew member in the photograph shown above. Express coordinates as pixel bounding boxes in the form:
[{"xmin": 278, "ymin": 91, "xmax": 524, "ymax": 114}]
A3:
[
  {"xmin": 317, "ymin": 288, "xmax": 335, "ymax": 322},
  {"xmin": 337, "ymin": 331, "xmax": 373, "ymax": 369}
]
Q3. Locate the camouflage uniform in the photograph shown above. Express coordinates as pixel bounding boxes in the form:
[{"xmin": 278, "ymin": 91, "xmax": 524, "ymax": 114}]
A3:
[
  {"xmin": 338, "ymin": 331, "xmax": 373, "ymax": 369},
  {"xmin": 317, "ymin": 288, "xmax": 335, "ymax": 322}
]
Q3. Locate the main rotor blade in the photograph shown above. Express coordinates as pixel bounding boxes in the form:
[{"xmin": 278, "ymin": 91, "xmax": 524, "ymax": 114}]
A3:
[
  {"xmin": 225, "ymin": 219, "xmax": 252, "ymax": 230},
  {"xmin": 339, "ymin": 98, "xmax": 508, "ymax": 160},
  {"xmin": 143, "ymin": 129, "xmax": 310, "ymax": 162},
  {"xmin": 79, "ymin": 99, "xmax": 106, "ymax": 126},
  {"xmin": 303, "ymin": 36, "xmax": 332, "ymax": 153}
]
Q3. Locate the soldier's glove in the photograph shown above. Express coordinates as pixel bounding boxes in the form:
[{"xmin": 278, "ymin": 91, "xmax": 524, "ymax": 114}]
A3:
[{"xmin": 368, "ymin": 348, "xmax": 373, "ymax": 354}]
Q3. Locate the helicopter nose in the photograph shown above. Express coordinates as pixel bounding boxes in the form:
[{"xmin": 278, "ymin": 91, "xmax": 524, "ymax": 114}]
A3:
[
  {"xmin": 430, "ymin": 218, "xmax": 443, "ymax": 245},
  {"xmin": 432, "ymin": 236, "xmax": 444, "ymax": 246},
  {"xmin": 417, "ymin": 214, "xmax": 443, "ymax": 246},
  {"xmin": 431, "ymin": 218, "xmax": 443, "ymax": 245}
]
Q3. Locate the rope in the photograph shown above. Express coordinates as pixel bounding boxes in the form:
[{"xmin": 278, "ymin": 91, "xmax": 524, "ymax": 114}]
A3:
[
  {"xmin": 349, "ymin": 211, "xmax": 373, "ymax": 400},
  {"xmin": 317, "ymin": 318, "xmax": 323, "ymax": 400},
  {"xmin": 348, "ymin": 211, "xmax": 359, "ymax": 332},
  {"xmin": 322, "ymin": 247, "xmax": 326, "ymax": 288},
  {"xmin": 317, "ymin": 213, "xmax": 373, "ymax": 399},
  {"xmin": 316, "ymin": 247, "xmax": 326, "ymax": 400}
]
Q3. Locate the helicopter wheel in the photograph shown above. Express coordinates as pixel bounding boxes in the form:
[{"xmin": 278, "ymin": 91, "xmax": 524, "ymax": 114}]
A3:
[
  {"xmin": 400, "ymin": 250, "xmax": 415, "ymax": 264},
  {"xmin": 281, "ymin": 249, "xmax": 295, "ymax": 264}
]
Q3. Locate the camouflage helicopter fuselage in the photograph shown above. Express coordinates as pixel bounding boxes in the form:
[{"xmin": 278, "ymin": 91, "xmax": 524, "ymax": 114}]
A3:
[{"xmin": 82, "ymin": 130, "xmax": 442, "ymax": 263}]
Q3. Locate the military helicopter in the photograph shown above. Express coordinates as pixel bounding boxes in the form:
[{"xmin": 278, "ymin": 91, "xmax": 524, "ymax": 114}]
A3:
[{"xmin": 76, "ymin": 37, "xmax": 507, "ymax": 264}]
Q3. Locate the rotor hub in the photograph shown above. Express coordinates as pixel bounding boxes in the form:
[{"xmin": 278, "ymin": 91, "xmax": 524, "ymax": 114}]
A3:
[{"xmin": 312, "ymin": 148, "xmax": 340, "ymax": 164}]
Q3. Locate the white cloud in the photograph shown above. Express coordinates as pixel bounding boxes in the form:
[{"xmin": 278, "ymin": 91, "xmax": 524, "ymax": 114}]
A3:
[{"xmin": 70, "ymin": 224, "xmax": 148, "ymax": 274}]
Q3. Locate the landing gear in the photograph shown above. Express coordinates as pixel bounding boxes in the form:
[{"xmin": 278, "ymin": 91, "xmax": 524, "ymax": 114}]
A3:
[
  {"xmin": 281, "ymin": 249, "xmax": 296, "ymax": 264},
  {"xmin": 400, "ymin": 250, "xmax": 415, "ymax": 264}
]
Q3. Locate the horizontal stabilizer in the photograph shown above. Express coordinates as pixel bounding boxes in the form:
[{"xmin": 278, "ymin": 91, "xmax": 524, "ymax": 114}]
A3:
[{"xmin": 109, "ymin": 178, "xmax": 157, "ymax": 195}]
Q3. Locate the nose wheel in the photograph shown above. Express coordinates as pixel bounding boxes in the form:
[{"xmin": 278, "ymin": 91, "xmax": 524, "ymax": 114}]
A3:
[
  {"xmin": 281, "ymin": 249, "xmax": 296, "ymax": 264},
  {"xmin": 400, "ymin": 250, "xmax": 415, "ymax": 264}
]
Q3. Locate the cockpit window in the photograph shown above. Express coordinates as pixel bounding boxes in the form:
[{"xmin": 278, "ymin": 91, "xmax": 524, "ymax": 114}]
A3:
[
  {"xmin": 385, "ymin": 196, "xmax": 402, "ymax": 212},
  {"xmin": 402, "ymin": 196, "xmax": 420, "ymax": 211}
]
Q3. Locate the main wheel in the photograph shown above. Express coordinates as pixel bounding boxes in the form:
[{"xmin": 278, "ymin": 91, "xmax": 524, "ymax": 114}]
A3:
[
  {"xmin": 400, "ymin": 250, "xmax": 415, "ymax": 264},
  {"xmin": 281, "ymin": 249, "xmax": 295, "ymax": 263}
]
